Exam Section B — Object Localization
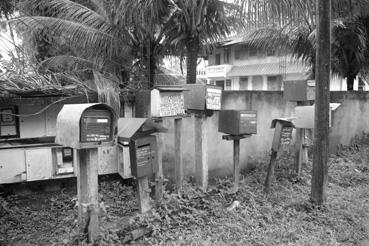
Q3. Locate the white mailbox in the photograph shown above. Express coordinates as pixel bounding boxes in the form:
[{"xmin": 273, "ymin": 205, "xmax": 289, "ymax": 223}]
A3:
[{"xmin": 55, "ymin": 103, "xmax": 117, "ymax": 149}]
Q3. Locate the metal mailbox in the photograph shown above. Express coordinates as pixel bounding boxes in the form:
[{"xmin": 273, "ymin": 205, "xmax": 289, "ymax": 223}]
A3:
[
  {"xmin": 117, "ymin": 118, "xmax": 167, "ymax": 178},
  {"xmin": 284, "ymin": 80, "xmax": 315, "ymax": 101},
  {"xmin": 135, "ymin": 85, "xmax": 186, "ymax": 118},
  {"xmin": 55, "ymin": 103, "xmax": 117, "ymax": 149},
  {"xmin": 183, "ymin": 84, "xmax": 222, "ymax": 111},
  {"xmin": 218, "ymin": 110, "xmax": 257, "ymax": 135}
]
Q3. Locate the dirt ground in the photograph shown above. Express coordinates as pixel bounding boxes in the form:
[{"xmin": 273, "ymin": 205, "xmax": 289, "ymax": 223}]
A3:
[{"xmin": 1, "ymin": 138, "xmax": 369, "ymax": 245}]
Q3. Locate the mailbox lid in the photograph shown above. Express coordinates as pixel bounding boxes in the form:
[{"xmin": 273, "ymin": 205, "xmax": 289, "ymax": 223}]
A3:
[
  {"xmin": 117, "ymin": 118, "xmax": 167, "ymax": 142},
  {"xmin": 284, "ymin": 80, "xmax": 315, "ymax": 101},
  {"xmin": 218, "ymin": 110, "xmax": 257, "ymax": 135}
]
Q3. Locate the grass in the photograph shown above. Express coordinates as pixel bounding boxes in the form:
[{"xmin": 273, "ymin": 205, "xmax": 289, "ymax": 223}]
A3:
[{"xmin": 1, "ymin": 140, "xmax": 369, "ymax": 245}]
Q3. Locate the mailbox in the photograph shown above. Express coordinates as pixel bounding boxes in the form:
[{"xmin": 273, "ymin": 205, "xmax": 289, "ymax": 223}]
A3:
[
  {"xmin": 135, "ymin": 85, "xmax": 186, "ymax": 118},
  {"xmin": 218, "ymin": 110, "xmax": 257, "ymax": 135},
  {"xmin": 183, "ymin": 84, "xmax": 222, "ymax": 111},
  {"xmin": 55, "ymin": 103, "xmax": 117, "ymax": 149},
  {"xmin": 117, "ymin": 118, "xmax": 167, "ymax": 178},
  {"xmin": 294, "ymin": 103, "xmax": 340, "ymax": 129},
  {"xmin": 284, "ymin": 80, "xmax": 315, "ymax": 101},
  {"xmin": 270, "ymin": 118, "xmax": 295, "ymax": 152}
]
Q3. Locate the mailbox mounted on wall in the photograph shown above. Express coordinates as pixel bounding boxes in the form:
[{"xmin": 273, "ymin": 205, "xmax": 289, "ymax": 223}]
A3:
[
  {"xmin": 117, "ymin": 118, "xmax": 167, "ymax": 178},
  {"xmin": 284, "ymin": 80, "xmax": 315, "ymax": 101},
  {"xmin": 55, "ymin": 103, "xmax": 117, "ymax": 149},
  {"xmin": 183, "ymin": 84, "xmax": 222, "ymax": 111},
  {"xmin": 135, "ymin": 85, "xmax": 186, "ymax": 118},
  {"xmin": 218, "ymin": 110, "xmax": 257, "ymax": 135}
]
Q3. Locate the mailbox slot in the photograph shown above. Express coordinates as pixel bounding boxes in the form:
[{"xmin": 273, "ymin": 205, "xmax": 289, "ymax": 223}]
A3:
[
  {"xmin": 129, "ymin": 136, "xmax": 158, "ymax": 178},
  {"xmin": 218, "ymin": 110, "xmax": 257, "ymax": 135}
]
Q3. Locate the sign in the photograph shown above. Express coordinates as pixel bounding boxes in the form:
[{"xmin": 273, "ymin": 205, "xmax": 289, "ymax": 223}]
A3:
[
  {"xmin": 206, "ymin": 87, "xmax": 222, "ymax": 110},
  {"xmin": 159, "ymin": 92, "xmax": 185, "ymax": 117},
  {"xmin": 136, "ymin": 144, "xmax": 152, "ymax": 167},
  {"xmin": 280, "ymin": 127, "xmax": 293, "ymax": 146}
]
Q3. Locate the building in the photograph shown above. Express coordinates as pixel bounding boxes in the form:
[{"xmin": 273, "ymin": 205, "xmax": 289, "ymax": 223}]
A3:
[{"xmin": 205, "ymin": 35, "xmax": 353, "ymax": 91}]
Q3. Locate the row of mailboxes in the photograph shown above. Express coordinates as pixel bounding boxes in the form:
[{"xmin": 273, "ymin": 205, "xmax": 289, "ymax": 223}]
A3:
[
  {"xmin": 55, "ymin": 104, "xmax": 166, "ymax": 178},
  {"xmin": 135, "ymin": 84, "xmax": 223, "ymax": 118}
]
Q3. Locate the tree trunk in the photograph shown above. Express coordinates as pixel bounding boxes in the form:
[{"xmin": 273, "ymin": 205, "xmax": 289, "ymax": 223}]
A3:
[
  {"xmin": 311, "ymin": 0, "xmax": 330, "ymax": 205},
  {"xmin": 346, "ymin": 75, "xmax": 355, "ymax": 91},
  {"xmin": 186, "ymin": 38, "xmax": 200, "ymax": 84},
  {"xmin": 148, "ymin": 53, "xmax": 156, "ymax": 89}
]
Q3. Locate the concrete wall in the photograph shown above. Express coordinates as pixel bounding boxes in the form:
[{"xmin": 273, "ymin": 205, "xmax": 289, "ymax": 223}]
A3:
[{"xmin": 160, "ymin": 91, "xmax": 369, "ymax": 178}]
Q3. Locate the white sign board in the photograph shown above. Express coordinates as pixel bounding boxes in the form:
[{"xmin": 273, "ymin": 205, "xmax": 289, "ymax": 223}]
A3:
[{"xmin": 206, "ymin": 87, "xmax": 222, "ymax": 110}]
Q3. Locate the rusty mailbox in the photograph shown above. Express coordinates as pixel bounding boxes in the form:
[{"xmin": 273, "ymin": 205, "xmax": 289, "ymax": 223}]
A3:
[
  {"xmin": 218, "ymin": 110, "xmax": 257, "ymax": 135},
  {"xmin": 284, "ymin": 80, "xmax": 315, "ymax": 101},
  {"xmin": 135, "ymin": 85, "xmax": 186, "ymax": 118},
  {"xmin": 55, "ymin": 103, "xmax": 117, "ymax": 149},
  {"xmin": 117, "ymin": 118, "xmax": 167, "ymax": 178},
  {"xmin": 183, "ymin": 84, "xmax": 222, "ymax": 111}
]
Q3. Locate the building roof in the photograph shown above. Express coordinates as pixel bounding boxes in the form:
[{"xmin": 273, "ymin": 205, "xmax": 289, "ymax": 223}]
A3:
[{"xmin": 227, "ymin": 62, "xmax": 308, "ymax": 77}]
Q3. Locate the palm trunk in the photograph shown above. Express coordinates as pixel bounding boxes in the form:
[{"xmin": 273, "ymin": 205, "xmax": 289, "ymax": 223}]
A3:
[
  {"xmin": 346, "ymin": 75, "xmax": 355, "ymax": 91},
  {"xmin": 186, "ymin": 38, "xmax": 199, "ymax": 84},
  {"xmin": 148, "ymin": 53, "xmax": 156, "ymax": 88}
]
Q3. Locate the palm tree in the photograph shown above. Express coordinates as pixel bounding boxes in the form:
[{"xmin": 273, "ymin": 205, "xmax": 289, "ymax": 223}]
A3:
[
  {"xmin": 13, "ymin": 0, "xmax": 134, "ymax": 113},
  {"xmin": 166, "ymin": 0, "xmax": 240, "ymax": 84}
]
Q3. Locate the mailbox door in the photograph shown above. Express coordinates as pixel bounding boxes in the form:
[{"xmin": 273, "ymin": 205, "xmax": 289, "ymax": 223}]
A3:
[
  {"xmin": 239, "ymin": 111, "xmax": 257, "ymax": 134},
  {"xmin": 80, "ymin": 109, "xmax": 113, "ymax": 142},
  {"xmin": 129, "ymin": 136, "xmax": 158, "ymax": 178}
]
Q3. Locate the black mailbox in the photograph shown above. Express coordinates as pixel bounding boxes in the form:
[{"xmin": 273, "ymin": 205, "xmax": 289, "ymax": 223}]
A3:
[
  {"xmin": 218, "ymin": 110, "xmax": 257, "ymax": 135},
  {"xmin": 183, "ymin": 84, "xmax": 222, "ymax": 111},
  {"xmin": 117, "ymin": 118, "xmax": 167, "ymax": 178},
  {"xmin": 129, "ymin": 136, "xmax": 158, "ymax": 178}
]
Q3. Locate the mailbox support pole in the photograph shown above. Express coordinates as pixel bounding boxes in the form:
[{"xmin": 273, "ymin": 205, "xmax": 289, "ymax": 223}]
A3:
[
  {"xmin": 222, "ymin": 134, "xmax": 251, "ymax": 192},
  {"xmin": 195, "ymin": 114, "xmax": 208, "ymax": 191},
  {"xmin": 154, "ymin": 119, "xmax": 164, "ymax": 203},
  {"xmin": 174, "ymin": 118, "xmax": 183, "ymax": 192},
  {"xmin": 137, "ymin": 176, "xmax": 152, "ymax": 213},
  {"xmin": 77, "ymin": 148, "xmax": 99, "ymax": 243}
]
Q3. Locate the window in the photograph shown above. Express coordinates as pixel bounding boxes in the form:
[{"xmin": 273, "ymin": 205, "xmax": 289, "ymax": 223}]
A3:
[
  {"xmin": 224, "ymin": 48, "xmax": 230, "ymax": 64},
  {"xmin": 225, "ymin": 80, "xmax": 232, "ymax": 90},
  {"xmin": 251, "ymin": 76, "xmax": 263, "ymax": 90},
  {"xmin": 215, "ymin": 80, "xmax": 225, "ymax": 90},
  {"xmin": 0, "ymin": 106, "xmax": 19, "ymax": 138},
  {"xmin": 239, "ymin": 77, "xmax": 249, "ymax": 90},
  {"xmin": 249, "ymin": 48, "xmax": 258, "ymax": 57},
  {"xmin": 267, "ymin": 76, "xmax": 282, "ymax": 90},
  {"xmin": 235, "ymin": 45, "xmax": 248, "ymax": 60},
  {"xmin": 215, "ymin": 54, "xmax": 221, "ymax": 65}
]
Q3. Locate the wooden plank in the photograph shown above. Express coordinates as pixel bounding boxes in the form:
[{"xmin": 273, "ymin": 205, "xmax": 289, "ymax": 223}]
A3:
[
  {"xmin": 77, "ymin": 148, "xmax": 99, "ymax": 243},
  {"xmin": 222, "ymin": 134, "xmax": 252, "ymax": 141},
  {"xmin": 174, "ymin": 118, "xmax": 183, "ymax": 192},
  {"xmin": 233, "ymin": 139, "xmax": 240, "ymax": 192},
  {"xmin": 137, "ymin": 176, "xmax": 151, "ymax": 213},
  {"xmin": 154, "ymin": 119, "xmax": 164, "ymax": 203},
  {"xmin": 271, "ymin": 121, "xmax": 283, "ymax": 152},
  {"xmin": 195, "ymin": 115, "xmax": 208, "ymax": 191}
]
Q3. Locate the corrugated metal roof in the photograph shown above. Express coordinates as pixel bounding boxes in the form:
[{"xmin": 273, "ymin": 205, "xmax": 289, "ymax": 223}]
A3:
[{"xmin": 227, "ymin": 62, "xmax": 308, "ymax": 77}]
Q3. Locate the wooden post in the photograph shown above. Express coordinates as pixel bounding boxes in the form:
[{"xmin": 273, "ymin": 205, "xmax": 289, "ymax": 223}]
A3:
[
  {"xmin": 154, "ymin": 119, "xmax": 164, "ymax": 203},
  {"xmin": 195, "ymin": 114, "xmax": 208, "ymax": 191},
  {"xmin": 137, "ymin": 176, "xmax": 151, "ymax": 213},
  {"xmin": 311, "ymin": 0, "xmax": 330, "ymax": 204},
  {"xmin": 174, "ymin": 118, "xmax": 183, "ymax": 192},
  {"xmin": 77, "ymin": 148, "xmax": 99, "ymax": 243},
  {"xmin": 294, "ymin": 128, "xmax": 304, "ymax": 175},
  {"xmin": 233, "ymin": 139, "xmax": 240, "ymax": 192}
]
